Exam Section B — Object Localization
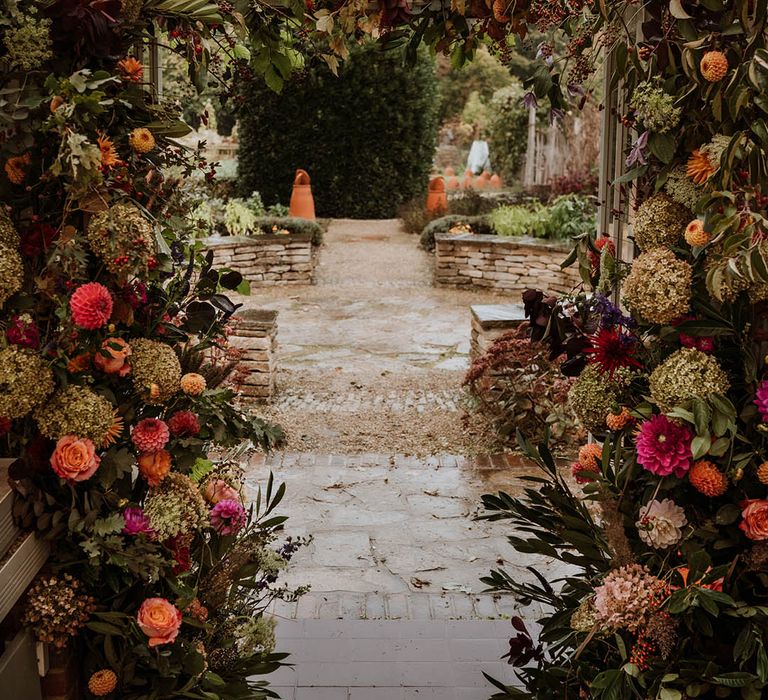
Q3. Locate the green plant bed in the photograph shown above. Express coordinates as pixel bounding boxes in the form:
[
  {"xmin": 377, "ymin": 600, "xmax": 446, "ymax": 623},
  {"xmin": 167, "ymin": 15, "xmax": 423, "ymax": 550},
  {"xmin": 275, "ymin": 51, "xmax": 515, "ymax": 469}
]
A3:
[
  {"xmin": 419, "ymin": 214, "xmax": 494, "ymax": 251},
  {"xmin": 250, "ymin": 217, "xmax": 324, "ymax": 246}
]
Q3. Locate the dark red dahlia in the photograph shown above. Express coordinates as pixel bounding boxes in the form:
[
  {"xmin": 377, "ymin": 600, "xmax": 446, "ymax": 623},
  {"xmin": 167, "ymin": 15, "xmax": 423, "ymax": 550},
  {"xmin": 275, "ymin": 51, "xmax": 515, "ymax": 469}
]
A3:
[
  {"xmin": 584, "ymin": 328, "xmax": 642, "ymax": 376},
  {"xmin": 168, "ymin": 410, "xmax": 201, "ymax": 437}
]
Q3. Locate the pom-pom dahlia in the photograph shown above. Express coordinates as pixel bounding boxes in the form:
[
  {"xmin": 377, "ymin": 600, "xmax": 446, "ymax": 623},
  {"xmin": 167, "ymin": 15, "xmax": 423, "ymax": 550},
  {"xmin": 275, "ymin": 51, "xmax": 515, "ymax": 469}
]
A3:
[
  {"xmin": 636, "ymin": 414, "xmax": 693, "ymax": 478},
  {"xmin": 180, "ymin": 372, "xmax": 207, "ymax": 396},
  {"xmin": 88, "ymin": 669, "xmax": 117, "ymax": 697},
  {"xmin": 636, "ymin": 498, "xmax": 687, "ymax": 549},
  {"xmin": 210, "ymin": 499, "xmax": 247, "ymax": 536},
  {"xmin": 688, "ymin": 460, "xmax": 728, "ymax": 497},
  {"xmin": 684, "ymin": 219, "xmax": 709, "ymax": 247},
  {"xmin": 701, "ymin": 50, "xmax": 728, "ymax": 82},
  {"xmin": 570, "ymin": 461, "xmax": 594, "ymax": 484},
  {"xmin": 606, "ymin": 407, "xmax": 632, "ymax": 431},
  {"xmin": 168, "ymin": 410, "xmax": 200, "ymax": 437},
  {"xmin": 132, "ymin": 418, "xmax": 170, "ymax": 453},
  {"xmin": 129, "ymin": 127, "xmax": 156, "ymax": 153},
  {"xmin": 70, "ymin": 282, "xmax": 113, "ymax": 330},
  {"xmin": 757, "ymin": 461, "xmax": 768, "ymax": 485},
  {"xmin": 578, "ymin": 443, "xmax": 602, "ymax": 471}
]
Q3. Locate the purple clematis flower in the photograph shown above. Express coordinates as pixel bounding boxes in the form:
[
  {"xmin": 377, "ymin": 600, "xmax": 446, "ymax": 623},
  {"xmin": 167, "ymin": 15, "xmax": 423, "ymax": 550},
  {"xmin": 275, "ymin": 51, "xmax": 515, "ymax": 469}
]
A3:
[
  {"xmin": 626, "ymin": 131, "xmax": 649, "ymax": 168},
  {"xmin": 522, "ymin": 91, "xmax": 538, "ymax": 110}
]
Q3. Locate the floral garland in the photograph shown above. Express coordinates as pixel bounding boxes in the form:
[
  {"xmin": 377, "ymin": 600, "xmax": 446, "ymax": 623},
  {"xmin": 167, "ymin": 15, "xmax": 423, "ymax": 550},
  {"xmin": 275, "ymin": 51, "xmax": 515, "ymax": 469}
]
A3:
[
  {"xmin": 0, "ymin": 2, "xmax": 317, "ymax": 697},
  {"xmin": 478, "ymin": 1, "xmax": 768, "ymax": 699}
]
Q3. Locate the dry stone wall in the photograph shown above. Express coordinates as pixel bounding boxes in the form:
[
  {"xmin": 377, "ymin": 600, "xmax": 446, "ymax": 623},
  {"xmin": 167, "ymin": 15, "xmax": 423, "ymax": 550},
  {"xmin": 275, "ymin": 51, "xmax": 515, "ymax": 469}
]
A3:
[
  {"xmin": 204, "ymin": 233, "xmax": 317, "ymax": 286},
  {"xmin": 434, "ymin": 233, "xmax": 580, "ymax": 295},
  {"xmin": 228, "ymin": 310, "xmax": 278, "ymax": 402}
]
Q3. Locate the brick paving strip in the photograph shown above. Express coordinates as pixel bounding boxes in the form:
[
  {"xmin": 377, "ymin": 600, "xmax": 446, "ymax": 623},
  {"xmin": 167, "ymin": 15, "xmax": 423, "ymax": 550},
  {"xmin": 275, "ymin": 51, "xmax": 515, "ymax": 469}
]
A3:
[{"xmin": 245, "ymin": 452, "xmax": 561, "ymax": 698}]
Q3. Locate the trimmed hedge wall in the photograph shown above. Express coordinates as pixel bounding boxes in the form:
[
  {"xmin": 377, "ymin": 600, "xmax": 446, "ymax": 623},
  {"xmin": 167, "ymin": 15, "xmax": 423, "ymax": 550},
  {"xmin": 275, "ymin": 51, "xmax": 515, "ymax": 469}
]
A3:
[{"xmin": 237, "ymin": 44, "xmax": 438, "ymax": 218}]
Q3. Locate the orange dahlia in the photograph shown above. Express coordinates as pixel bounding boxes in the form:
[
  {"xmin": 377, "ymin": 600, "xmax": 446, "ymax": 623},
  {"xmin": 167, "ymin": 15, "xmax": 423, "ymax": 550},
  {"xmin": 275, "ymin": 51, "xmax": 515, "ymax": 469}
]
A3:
[
  {"xmin": 97, "ymin": 134, "xmax": 121, "ymax": 169},
  {"xmin": 100, "ymin": 411, "xmax": 124, "ymax": 448},
  {"xmin": 700, "ymin": 51, "xmax": 728, "ymax": 82},
  {"xmin": 117, "ymin": 56, "xmax": 144, "ymax": 82},
  {"xmin": 684, "ymin": 220, "xmax": 709, "ymax": 247},
  {"xmin": 578, "ymin": 443, "xmax": 603, "ymax": 471},
  {"xmin": 88, "ymin": 669, "xmax": 117, "ymax": 696},
  {"xmin": 129, "ymin": 128, "xmax": 156, "ymax": 154},
  {"xmin": 606, "ymin": 407, "xmax": 632, "ymax": 431},
  {"xmin": 180, "ymin": 372, "xmax": 207, "ymax": 396},
  {"xmin": 757, "ymin": 461, "xmax": 768, "ymax": 485},
  {"xmin": 688, "ymin": 460, "xmax": 728, "ymax": 497},
  {"xmin": 4, "ymin": 152, "xmax": 31, "ymax": 185},
  {"xmin": 686, "ymin": 149, "xmax": 715, "ymax": 185}
]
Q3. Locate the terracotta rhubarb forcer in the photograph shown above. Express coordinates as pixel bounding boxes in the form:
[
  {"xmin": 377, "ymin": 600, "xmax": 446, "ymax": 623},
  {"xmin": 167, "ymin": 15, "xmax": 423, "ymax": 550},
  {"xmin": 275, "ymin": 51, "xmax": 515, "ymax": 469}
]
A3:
[
  {"xmin": 426, "ymin": 176, "xmax": 448, "ymax": 214},
  {"xmin": 288, "ymin": 169, "xmax": 316, "ymax": 219}
]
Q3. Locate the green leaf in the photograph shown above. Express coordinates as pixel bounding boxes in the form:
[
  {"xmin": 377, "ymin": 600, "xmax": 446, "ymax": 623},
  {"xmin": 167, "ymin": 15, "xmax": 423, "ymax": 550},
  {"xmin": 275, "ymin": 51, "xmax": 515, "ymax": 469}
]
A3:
[
  {"xmin": 691, "ymin": 435, "xmax": 712, "ymax": 459},
  {"xmin": 710, "ymin": 672, "xmax": 758, "ymax": 688},
  {"xmin": 715, "ymin": 503, "xmax": 742, "ymax": 525},
  {"xmin": 650, "ymin": 132, "xmax": 677, "ymax": 163}
]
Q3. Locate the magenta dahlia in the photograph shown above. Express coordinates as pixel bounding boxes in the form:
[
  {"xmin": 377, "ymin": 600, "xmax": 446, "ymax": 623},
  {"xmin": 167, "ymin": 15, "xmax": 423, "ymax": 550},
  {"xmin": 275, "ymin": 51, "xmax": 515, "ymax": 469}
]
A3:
[
  {"xmin": 168, "ymin": 410, "xmax": 200, "ymax": 437},
  {"xmin": 755, "ymin": 380, "xmax": 768, "ymax": 422},
  {"xmin": 70, "ymin": 282, "xmax": 113, "ymax": 330},
  {"xmin": 636, "ymin": 414, "xmax": 693, "ymax": 478},
  {"xmin": 131, "ymin": 418, "xmax": 170, "ymax": 453},
  {"xmin": 123, "ymin": 507, "xmax": 154, "ymax": 536},
  {"xmin": 210, "ymin": 499, "xmax": 246, "ymax": 536}
]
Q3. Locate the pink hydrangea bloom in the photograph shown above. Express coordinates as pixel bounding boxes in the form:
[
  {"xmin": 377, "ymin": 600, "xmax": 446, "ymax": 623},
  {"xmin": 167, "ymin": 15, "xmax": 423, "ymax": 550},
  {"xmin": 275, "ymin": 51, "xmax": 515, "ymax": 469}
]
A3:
[
  {"xmin": 210, "ymin": 499, "xmax": 246, "ymax": 536},
  {"xmin": 635, "ymin": 414, "xmax": 693, "ymax": 478},
  {"xmin": 754, "ymin": 380, "xmax": 768, "ymax": 422}
]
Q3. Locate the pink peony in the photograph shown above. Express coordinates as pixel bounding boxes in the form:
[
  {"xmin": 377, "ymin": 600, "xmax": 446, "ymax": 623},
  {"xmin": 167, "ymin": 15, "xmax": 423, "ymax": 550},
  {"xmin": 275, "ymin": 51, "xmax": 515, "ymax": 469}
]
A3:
[
  {"xmin": 50, "ymin": 435, "xmax": 101, "ymax": 482},
  {"xmin": 122, "ymin": 507, "xmax": 154, "ymax": 536},
  {"xmin": 210, "ymin": 499, "xmax": 246, "ymax": 536},
  {"xmin": 137, "ymin": 598, "xmax": 182, "ymax": 647},
  {"xmin": 70, "ymin": 282, "xmax": 113, "ymax": 330},
  {"xmin": 131, "ymin": 418, "xmax": 170, "ymax": 453},
  {"xmin": 755, "ymin": 380, "xmax": 768, "ymax": 422},
  {"xmin": 168, "ymin": 410, "xmax": 200, "ymax": 437},
  {"xmin": 635, "ymin": 414, "xmax": 693, "ymax": 478}
]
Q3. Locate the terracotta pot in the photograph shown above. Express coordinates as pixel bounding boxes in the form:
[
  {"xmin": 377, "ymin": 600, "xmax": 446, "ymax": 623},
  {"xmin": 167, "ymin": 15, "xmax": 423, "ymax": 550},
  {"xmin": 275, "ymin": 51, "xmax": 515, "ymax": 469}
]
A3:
[
  {"xmin": 426, "ymin": 176, "xmax": 448, "ymax": 213},
  {"xmin": 474, "ymin": 175, "xmax": 487, "ymax": 189},
  {"xmin": 462, "ymin": 174, "xmax": 474, "ymax": 189},
  {"xmin": 489, "ymin": 173, "xmax": 502, "ymax": 189},
  {"xmin": 446, "ymin": 176, "xmax": 460, "ymax": 190},
  {"xmin": 288, "ymin": 169, "xmax": 316, "ymax": 220},
  {"xmin": 445, "ymin": 166, "xmax": 456, "ymax": 177},
  {"xmin": 481, "ymin": 170, "xmax": 491, "ymax": 181}
]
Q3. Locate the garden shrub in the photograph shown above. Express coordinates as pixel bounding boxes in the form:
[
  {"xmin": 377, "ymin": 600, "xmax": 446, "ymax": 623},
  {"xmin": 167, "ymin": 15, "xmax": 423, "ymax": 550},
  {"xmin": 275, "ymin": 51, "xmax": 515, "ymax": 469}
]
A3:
[
  {"xmin": 419, "ymin": 214, "xmax": 493, "ymax": 251},
  {"xmin": 489, "ymin": 203, "xmax": 547, "ymax": 238},
  {"xmin": 485, "ymin": 83, "xmax": 529, "ymax": 183},
  {"xmin": 464, "ymin": 324, "xmax": 578, "ymax": 449},
  {"xmin": 490, "ymin": 194, "xmax": 596, "ymax": 240},
  {"xmin": 238, "ymin": 43, "xmax": 438, "ymax": 218}
]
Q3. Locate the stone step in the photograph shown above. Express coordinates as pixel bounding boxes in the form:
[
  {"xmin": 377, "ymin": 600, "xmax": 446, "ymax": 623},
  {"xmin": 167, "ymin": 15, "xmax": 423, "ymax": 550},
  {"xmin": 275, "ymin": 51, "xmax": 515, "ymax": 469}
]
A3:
[{"xmin": 262, "ymin": 619, "xmax": 519, "ymax": 699}]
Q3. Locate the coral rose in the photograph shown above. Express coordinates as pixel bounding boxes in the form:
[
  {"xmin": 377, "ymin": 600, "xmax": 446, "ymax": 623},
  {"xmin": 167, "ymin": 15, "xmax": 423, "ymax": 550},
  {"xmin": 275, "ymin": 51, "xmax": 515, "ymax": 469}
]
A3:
[
  {"xmin": 203, "ymin": 478, "xmax": 240, "ymax": 505},
  {"xmin": 739, "ymin": 499, "xmax": 768, "ymax": 541},
  {"xmin": 94, "ymin": 337, "xmax": 132, "ymax": 376},
  {"xmin": 50, "ymin": 435, "xmax": 101, "ymax": 482},
  {"xmin": 138, "ymin": 449, "xmax": 172, "ymax": 486},
  {"xmin": 137, "ymin": 598, "xmax": 182, "ymax": 647}
]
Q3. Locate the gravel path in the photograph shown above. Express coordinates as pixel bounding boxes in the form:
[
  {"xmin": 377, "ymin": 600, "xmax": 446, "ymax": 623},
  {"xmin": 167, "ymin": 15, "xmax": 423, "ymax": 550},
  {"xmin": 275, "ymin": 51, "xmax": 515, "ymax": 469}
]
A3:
[{"xmin": 241, "ymin": 219, "xmax": 508, "ymax": 455}]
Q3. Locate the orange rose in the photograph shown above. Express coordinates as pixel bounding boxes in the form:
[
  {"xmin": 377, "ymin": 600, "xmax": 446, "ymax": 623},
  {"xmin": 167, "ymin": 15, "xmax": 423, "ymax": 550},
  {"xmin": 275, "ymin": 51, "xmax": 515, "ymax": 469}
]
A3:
[
  {"xmin": 50, "ymin": 435, "xmax": 100, "ymax": 482},
  {"xmin": 739, "ymin": 499, "xmax": 768, "ymax": 541},
  {"xmin": 138, "ymin": 450, "xmax": 171, "ymax": 487},
  {"xmin": 203, "ymin": 479, "xmax": 240, "ymax": 505},
  {"xmin": 137, "ymin": 598, "xmax": 182, "ymax": 647},
  {"xmin": 94, "ymin": 338, "xmax": 132, "ymax": 376}
]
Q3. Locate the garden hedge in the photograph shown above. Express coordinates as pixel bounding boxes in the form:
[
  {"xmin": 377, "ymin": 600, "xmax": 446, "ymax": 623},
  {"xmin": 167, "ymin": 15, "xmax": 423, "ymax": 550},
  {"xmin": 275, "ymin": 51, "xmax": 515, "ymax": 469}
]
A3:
[
  {"xmin": 252, "ymin": 216, "xmax": 324, "ymax": 246},
  {"xmin": 237, "ymin": 43, "xmax": 438, "ymax": 218},
  {"xmin": 419, "ymin": 214, "xmax": 494, "ymax": 251}
]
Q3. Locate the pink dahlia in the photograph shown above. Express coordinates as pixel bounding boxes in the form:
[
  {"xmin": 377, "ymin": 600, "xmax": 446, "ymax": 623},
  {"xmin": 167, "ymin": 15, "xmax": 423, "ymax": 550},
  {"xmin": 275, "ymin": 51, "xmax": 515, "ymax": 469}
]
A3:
[
  {"xmin": 123, "ymin": 506, "xmax": 154, "ymax": 536},
  {"xmin": 755, "ymin": 380, "xmax": 768, "ymax": 422},
  {"xmin": 571, "ymin": 461, "xmax": 595, "ymax": 485},
  {"xmin": 168, "ymin": 410, "xmax": 200, "ymax": 437},
  {"xmin": 636, "ymin": 414, "xmax": 693, "ymax": 478},
  {"xmin": 70, "ymin": 282, "xmax": 113, "ymax": 330},
  {"xmin": 210, "ymin": 499, "xmax": 246, "ymax": 536},
  {"xmin": 131, "ymin": 418, "xmax": 170, "ymax": 453}
]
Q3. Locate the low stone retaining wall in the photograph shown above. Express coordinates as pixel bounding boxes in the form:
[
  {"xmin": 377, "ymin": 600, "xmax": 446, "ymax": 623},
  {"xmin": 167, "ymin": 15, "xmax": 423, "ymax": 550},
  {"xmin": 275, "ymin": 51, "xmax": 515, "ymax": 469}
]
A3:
[
  {"xmin": 470, "ymin": 304, "xmax": 526, "ymax": 361},
  {"xmin": 434, "ymin": 233, "xmax": 580, "ymax": 295},
  {"xmin": 204, "ymin": 233, "xmax": 317, "ymax": 286},
  {"xmin": 229, "ymin": 309, "xmax": 278, "ymax": 402}
]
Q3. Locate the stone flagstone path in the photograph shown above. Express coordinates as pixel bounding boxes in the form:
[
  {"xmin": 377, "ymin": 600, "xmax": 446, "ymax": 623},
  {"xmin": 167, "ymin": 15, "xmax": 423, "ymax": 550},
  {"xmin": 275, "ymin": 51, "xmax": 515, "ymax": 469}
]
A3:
[{"xmin": 240, "ymin": 221, "xmax": 556, "ymax": 698}]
